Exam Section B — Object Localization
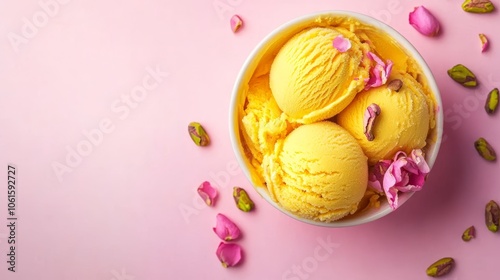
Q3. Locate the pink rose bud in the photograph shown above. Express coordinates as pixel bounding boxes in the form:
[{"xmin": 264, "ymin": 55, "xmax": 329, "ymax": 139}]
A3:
[
  {"xmin": 197, "ymin": 181, "xmax": 218, "ymax": 206},
  {"xmin": 409, "ymin": 6, "xmax": 440, "ymax": 37},
  {"xmin": 213, "ymin": 213, "xmax": 241, "ymax": 241},
  {"xmin": 216, "ymin": 242, "xmax": 242, "ymax": 268}
]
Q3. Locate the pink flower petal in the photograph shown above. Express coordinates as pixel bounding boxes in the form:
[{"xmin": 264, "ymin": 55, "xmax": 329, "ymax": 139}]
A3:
[
  {"xmin": 479, "ymin": 34, "xmax": 489, "ymax": 53},
  {"xmin": 381, "ymin": 150, "xmax": 430, "ymax": 209},
  {"xmin": 216, "ymin": 242, "xmax": 242, "ymax": 268},
  {"xmin": 197, "ymin": 181, "xmax": 218, "ymax": 206},
  {"xmin": 333, "ymin": 35, "xmax": 352, "ymax": 52},
  {"xmin": 409, "ymin": 6, "xmax": 440, "ymax": 37},
  {"xmin": 230, "ymin": 15, "xmax": 243, "ymax": 33},
  {"xmin": 364, "ymin": 52, "xmax": 393, "ymax": 90},
  {"xmin": 213, "ymin": 213, "xmax": 241, "ymax": 241},
  {"xmin": 368, "ymin": 160, "xmax": 391, "ymax": 192}
]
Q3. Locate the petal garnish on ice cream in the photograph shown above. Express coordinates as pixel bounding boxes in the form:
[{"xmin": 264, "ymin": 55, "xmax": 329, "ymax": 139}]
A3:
[
  {"xmin": 365, "ymin": 52, "xmax": 393, "ymax": 90},
  {"xmin": 363, "ymin": 103, "xmax": 381, "ymax": 141},
  {"xmin": 216, "ymin": 242, "xmax": 242, "ymax": 268},
  {"xmin": 197, "ymin": 181, "xmax": 218, "ymax": 206},
  {"xmin": 368, "ymin": 160, "xmax": 391, "ymax": 192},
  {"xmin": 332, "ymin": 35, "xmax": 351, "ymax": 52},
  {"xmin": 409, "ymin": 6, "xmax": 440, "ymax": 37},
  {"xmin": 213, "ymin": 213, "xmax": 241, "ymax": 241},
  {"xmin": 369, "ymin": 149, "xmax": 430, "ymax": 209}
]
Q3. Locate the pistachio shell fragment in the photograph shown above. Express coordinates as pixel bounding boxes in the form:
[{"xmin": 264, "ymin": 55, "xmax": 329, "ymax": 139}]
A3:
[
  {"xmin": 479, "ymin": 33, "xmax": 489, "ymax": 52},
  {"xmin": 387, "ymin": 79, "xmax": 403, "ymax": 92},
  {"xmin": 447, "ymin": 64, "xmax": 477, "ymax": 87},
  {"xmin": 474, "ymin": 137, "xmax": 496, "ymax": 161},
  {"xmin": 485, "ymin": 200, "xmax": 500, "ymax": 232},
  {"xmin": 485, "ymin": 88, "xmax": 499, "ymax": 115},
  {"xmin": 426, "ymin": 257, "xmax": 455, "ymax": 277},
  {"xmin": 188, "ymin": 122, "xmax": 210, "ymax": 146},
  {"xmin": 363, "ymin": 104, "xmax": 381, "ymax": 141},
  {"xmin": 233, "ymin": 187, "xmax": 255, "ymax": 212},
  {"xmin": 462, "ymin": 226, "xmax": 476, "ymax": 241},
  {"xmin": 462, "ymin": 0, "xmax": 495, "ymax": 13}
]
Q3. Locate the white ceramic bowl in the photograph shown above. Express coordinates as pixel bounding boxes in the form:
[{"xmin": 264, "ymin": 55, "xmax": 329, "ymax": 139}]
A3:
[{"xmin": 229, "ymin": 10, "xmax": 443, "ymax": 227}]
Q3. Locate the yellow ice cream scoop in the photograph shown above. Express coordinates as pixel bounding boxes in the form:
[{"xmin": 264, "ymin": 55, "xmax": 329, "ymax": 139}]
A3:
[
  {"xmin": 263, "ymin": 121, "xmax": 368, "ymax": 222},
  {"xmin": 336, "ymin": 72, "xmax": 432, "ymax": 165},
  {"xmin": 269, "ymin": 27, "xmax": 370, "ymax": 123}
]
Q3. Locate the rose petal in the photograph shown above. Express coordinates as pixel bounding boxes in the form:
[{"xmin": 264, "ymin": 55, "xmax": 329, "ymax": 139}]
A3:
[
  {"xmin": 230, "ymin": 15, "xmax": 243, "ymax": 33},
  {"xmin": 479, "ymin": 34, "xmax": 489, "ymax": 53},
  {"xmin": 213, "ymin": 213, "xmax": 241, "ymax": 241},
  {"xmin": 368, "ymin": 160, "xmax": 391, "ymax": 192},
  {"xmin": 409, "ymin": 6, "xmax": 440, "ymax": 37},
  {"xmin": 381, "ymin": 149, "xmax": 431, "ymax": 209},
  {"xmin": 333, "ymin": 35, "xmax": 351, "ymax": 52},
  {"xmin": 197, "ymin": 181, "xmax": 218, "ymax": 206},
  {"xmin": 365, "ymin": 52, "xmax": 393, "ymax": 90},
  {"xmin": 216, "ymin": 242, "xmax": 242, "ymax": 268},
  {"xmin": 411, "ymin": 149, "xmax": 430, "ymax": 173}
]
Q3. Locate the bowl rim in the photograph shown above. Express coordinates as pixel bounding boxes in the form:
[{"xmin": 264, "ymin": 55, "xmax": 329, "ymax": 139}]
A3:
[{"xmin": 229, "ymin": 10, "xmax": 444, "ymax": 227}]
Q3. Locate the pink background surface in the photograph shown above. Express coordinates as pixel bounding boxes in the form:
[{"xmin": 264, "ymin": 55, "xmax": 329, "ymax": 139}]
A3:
[{"xmin": 0, "ymin": 0, "xmax": 499, "ymax": 279}]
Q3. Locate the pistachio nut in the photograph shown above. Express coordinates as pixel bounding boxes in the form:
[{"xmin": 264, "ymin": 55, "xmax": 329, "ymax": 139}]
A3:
[
  {"xmin": 188, "ymin": 122, "xmax": 210, "ymax": 146},
  {"xmin": 426, "ymin": 257, "xmax": 455, "ymax": 277},
  {"xmin": 485, "ymin": 200, "xmax": 500, "ymax": 232},
  {"xmin": 462, "ymin": 226, "xmax": 475, "ymax": 241},
  {"xmin": 474, "ymin": 137, "xmax": 496, "ymax": 161},
  {"xmin": 462, "ymin": 0, "xmax": 495, "ymax": 13},
  {"xmin": 447, "ymin": 64, "xmax": 477, "ymax": 87},
  {"xmin": 387, "ymin": 79, "xmax": 403, "ymax": 92},
  {"xmin": 485, "ymin": 88, "xmax": 499, "ymax": 115},
  {"xmin": 363, "ymin": 103, "xmax": 381, "ymax": 141},
  {"xmin": 233, "ymin": 187, "xmax": 255, "ymax": 212}
]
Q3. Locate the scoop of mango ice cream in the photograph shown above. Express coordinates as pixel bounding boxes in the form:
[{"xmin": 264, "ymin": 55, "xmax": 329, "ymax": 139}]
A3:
[
  {"xmin": 336, "ymin": 72, "xmax": 432, "ymax": 165},
  {"xmin": 240, "ymin": 75, "xmax": 298, "ymax": 184},
  {"xmin": 269, "ymin": 27, "xmax": 370, "ymax": 124},
  {"xmin": 263, "ymin": 121, "xmax": 368, "ymax": 222}
]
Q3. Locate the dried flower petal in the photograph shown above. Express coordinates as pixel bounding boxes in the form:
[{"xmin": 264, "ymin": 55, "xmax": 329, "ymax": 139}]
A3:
[
  {"xmin": 197, "ymin": 181, "xmax": 218, "ymax": 206},
  {"xmin": 363, "ymin": 103, "xmax": 381, "ymax": 141},
  {"xmin": 370, "ymin": 149, "xmax": 430, "ymax": 209},
  {"xmin": 479, "ymin": 33, "xmax": 489, "ymax": 52},
  {"xmin": 216, "ymin": 242, "xmax": 242, "ymax": 268},
  {"xmin": 368, "ymin": 160, "xmax": 391, "ymax": 192},
  {"xmin": 365, "ymin": 52, "xmax": 393, "ymax": 90},
  {"xmin": 230, "ymin": 15, "xmax": 243, "ymax": 33},
  {"xmin": 332, "ymin": 35, "xmax": 351, "ymax": 52},
  {"xmin": 409, "ymin": 6, "xmax": 440, "ymax": 37},
  {"xmin": 213, "ymin": 213, "xmax": 241, "ymax": 241}
]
